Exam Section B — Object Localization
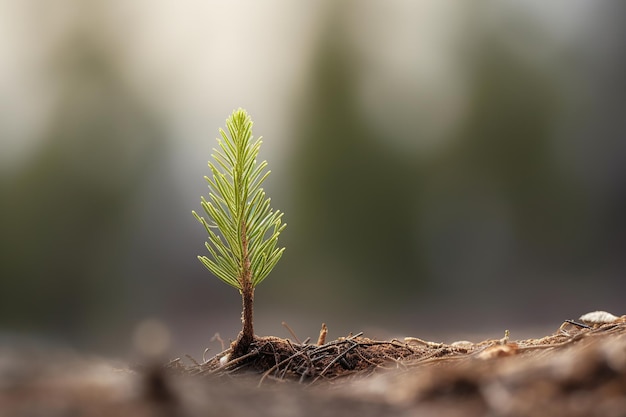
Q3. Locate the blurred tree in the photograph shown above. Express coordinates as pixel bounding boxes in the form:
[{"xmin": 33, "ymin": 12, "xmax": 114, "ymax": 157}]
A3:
[
  {"xmin": 571, "ymin": 2, "xmax": 626, "ymax": 269},
  {"xmin": 424, "ymin": 35, "xmax": 573, "ymax": 253},
  {"xmin": 416, "ymin": 16, "xmax": 589, "ymax": 316},
  {"xmin": 265, "ymin": 3, "xmax": 626, "ymax": 330},
  {"xmin": 282, "ymin": 3, "xmax": 592, "ymax": 322},
  {"xmin": 0, "ymin": 5, "xmax": 164, "ymax": 343},
  {"xmin": 281, "ymin": 6, "xmax": 427, "ymax": 315}
]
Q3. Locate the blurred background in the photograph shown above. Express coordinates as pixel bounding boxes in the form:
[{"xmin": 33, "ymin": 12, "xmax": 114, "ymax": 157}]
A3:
[{"xmin": 1, "ymin": 0, "xmax": 625, "ymax": 357}]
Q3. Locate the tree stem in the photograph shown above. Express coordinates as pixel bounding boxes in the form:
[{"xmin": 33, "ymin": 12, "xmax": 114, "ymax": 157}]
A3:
[{"xmin": 231, "ymin": 222, "xmax": 254, "ymax": 358}]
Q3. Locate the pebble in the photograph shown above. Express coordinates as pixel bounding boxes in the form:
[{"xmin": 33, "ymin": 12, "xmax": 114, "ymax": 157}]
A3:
[{"xmin": 579, "ymin": 311, "xmax": 619, "ymax": 325}]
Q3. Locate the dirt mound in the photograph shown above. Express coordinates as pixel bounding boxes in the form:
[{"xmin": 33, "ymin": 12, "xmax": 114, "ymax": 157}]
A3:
[{"xmin": 2, "ymin": 317, "xmax": 626, "ymax": 417}]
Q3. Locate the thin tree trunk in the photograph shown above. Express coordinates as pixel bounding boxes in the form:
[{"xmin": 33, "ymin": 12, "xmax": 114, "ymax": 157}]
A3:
[
  {"xmin": 231, "ymin": 282, "xmax": 255, "ymax": 358},
  {"xmin": 231, "ymin": 223, "xmax": 255, "ymax": 358}
]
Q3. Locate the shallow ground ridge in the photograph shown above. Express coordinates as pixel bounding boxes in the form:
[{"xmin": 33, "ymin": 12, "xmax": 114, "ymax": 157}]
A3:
[{"xmin": 2, "ymin": 319, "xmax": 626, "ymax": 417}]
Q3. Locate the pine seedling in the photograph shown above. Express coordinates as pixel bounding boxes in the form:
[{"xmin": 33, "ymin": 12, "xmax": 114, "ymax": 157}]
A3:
[{"xmin": 193, "ymin": 108, "xmax": 286, "ymax": 358}]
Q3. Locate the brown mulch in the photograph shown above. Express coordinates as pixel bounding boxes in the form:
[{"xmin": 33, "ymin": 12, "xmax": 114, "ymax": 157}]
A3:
[
  {"xmin": 169, "ymin": 332, "xmax": 437, "ymax": 385},
  {"xmin": 2, "ymin": 316, "xmax": 626, "ymax": 417},
  {"xmin": 170, "ymin": 317, "xmax": 626, "ymax": 387}
]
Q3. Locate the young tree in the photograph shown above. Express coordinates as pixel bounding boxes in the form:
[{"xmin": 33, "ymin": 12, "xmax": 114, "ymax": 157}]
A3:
[{"xmin": 193, "ymin": 109, "xmax": 286, "ymax": 358}]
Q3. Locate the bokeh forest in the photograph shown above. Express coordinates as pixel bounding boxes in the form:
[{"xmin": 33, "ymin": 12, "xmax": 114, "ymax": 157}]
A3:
[{"xmin": 1, "ymin": 1, "xmax": 625, "ymax": 355}]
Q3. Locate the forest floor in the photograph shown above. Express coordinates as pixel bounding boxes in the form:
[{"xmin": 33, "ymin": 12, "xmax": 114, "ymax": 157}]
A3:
[{"xmin": 2, "ymin": 312, "xmax": 626, "ymax": 417}]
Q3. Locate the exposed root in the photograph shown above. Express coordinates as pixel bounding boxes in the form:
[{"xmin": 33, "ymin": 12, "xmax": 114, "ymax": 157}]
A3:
[
  {"xmin": 170, "ymin": 332, "xmax": 466, "ymax": 385},
  {"xmin": 169, "ymin": 321, "xmax": 626, "ymax": 388}
]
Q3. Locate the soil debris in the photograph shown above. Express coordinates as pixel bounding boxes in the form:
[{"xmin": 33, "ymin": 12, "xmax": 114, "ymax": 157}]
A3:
[
  {"xmin": 2, "ymin": 318, "xmax": 626, "ymax": 417},
  {"xmin": 170, "ymin": 318, "xmax": 626, "ymax": 388}
]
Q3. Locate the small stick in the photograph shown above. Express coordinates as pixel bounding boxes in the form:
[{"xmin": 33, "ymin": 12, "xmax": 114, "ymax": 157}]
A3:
[
  {"xmin": 296, "ymin": 349, "xmax": 316, "ymax": 383},
  {"xmin": 406, "ymin": 353, "xmax": 468, "ymax": 367},
  {"xmin": 264, "ymin": 339, "xmax": 281, "ymax": 376},
  {"xmin": 499, "ymin": 329, "xmax": 510, "ymax": 345},
  {"xmin": 258, "ymin": 348, "xmax": 311, "ymax": 387},
  {"xmin": 317, "ymin": 323, "xmax": 328, "ymax": 346},
  {"xmin": 354, "ymin": 349, "xmax": 381, "ymax": 368},
  {"xmin": 282, "ymin": 321, "xmax": 302, "ymax": 344},
  {"xmin": 563, "ymin": 320, "xmax": 591, "ymax": 329},
  {"xmin": 185, "ymin": 354, "xmax": 200, "ymax": 367},
  {"xmin": 404, "ymin": 337, "xmax": 444, "ymax": 348},
  {"xmin": 205, "ymin": 347, "xmax": 258, "ymax": 375},
  {"xmin": 310, "ymin": 341, "xmax": 360, "ymax": 385},
  {"xmin": 308, "ymin": 332, "xmax": 363, "ymax": 355}
]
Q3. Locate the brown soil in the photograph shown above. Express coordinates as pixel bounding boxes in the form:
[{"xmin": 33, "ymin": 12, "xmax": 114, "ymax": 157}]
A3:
[{"xmin": 2, "ymin": 317, "xmax": 626, "ymax": 417}]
